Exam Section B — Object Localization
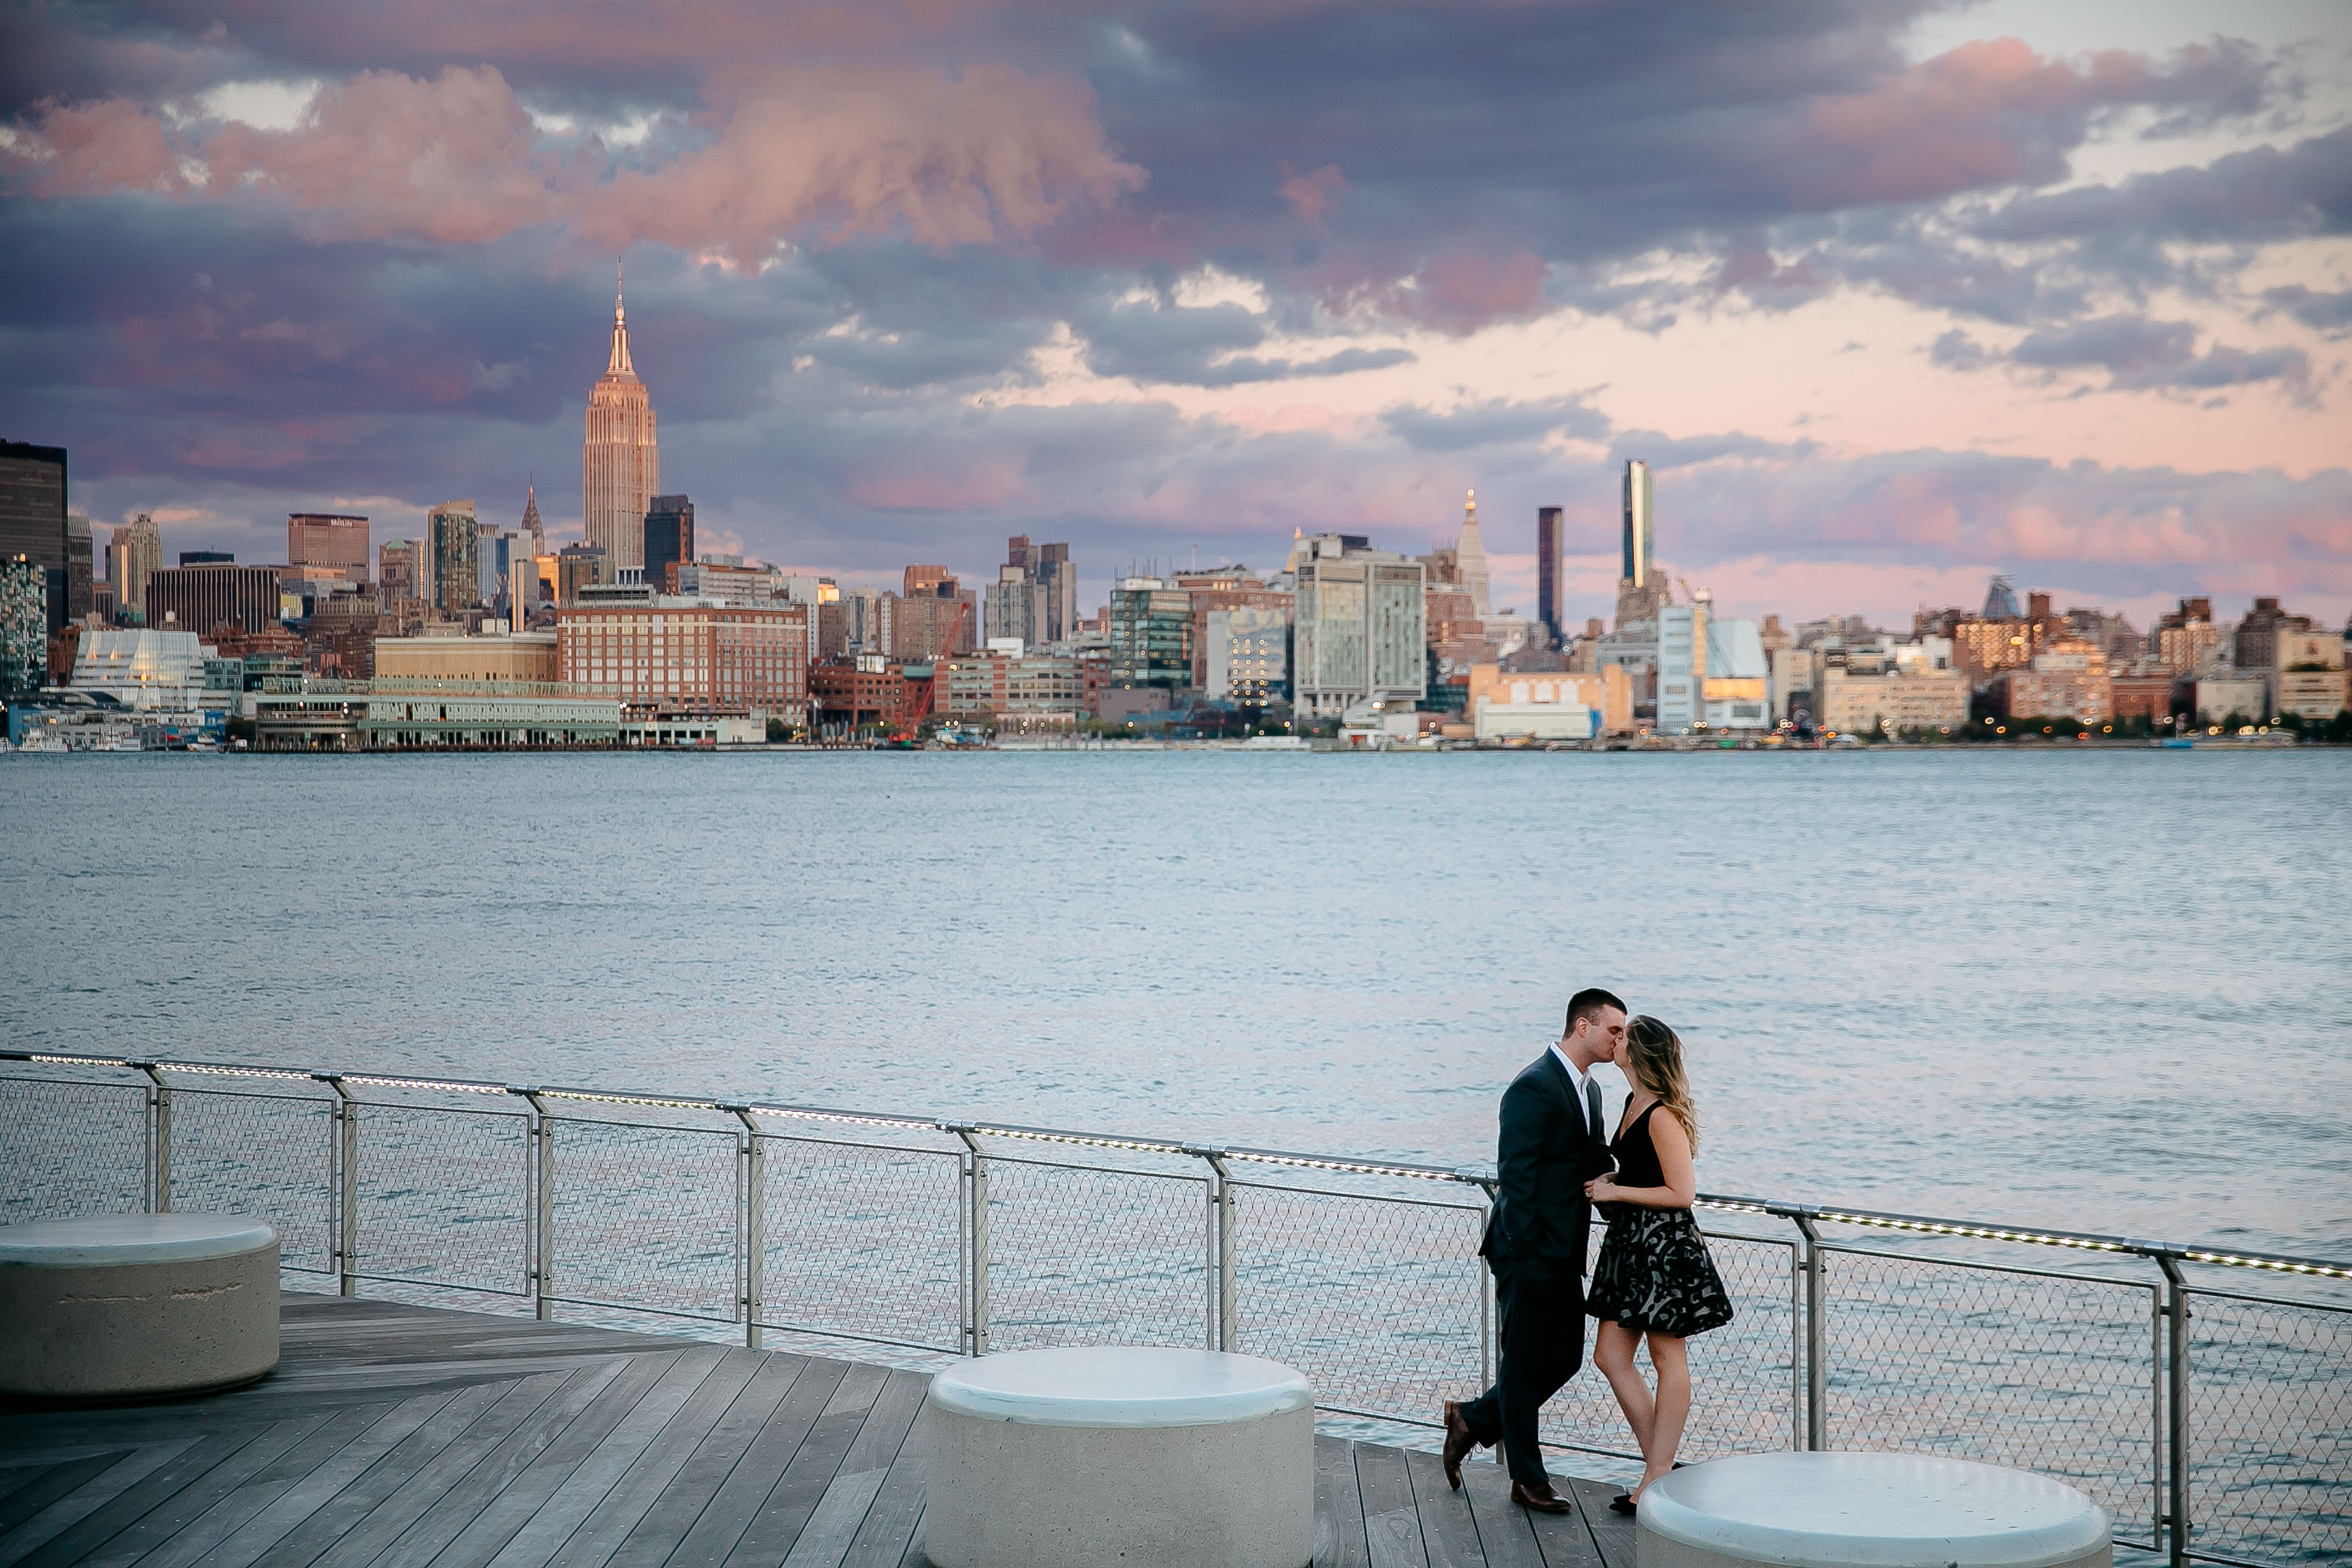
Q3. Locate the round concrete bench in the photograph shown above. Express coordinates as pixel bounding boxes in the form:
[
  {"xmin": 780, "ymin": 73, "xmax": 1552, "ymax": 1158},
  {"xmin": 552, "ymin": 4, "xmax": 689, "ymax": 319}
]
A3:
[
  {"xmin": 917, "ymin": 1345, "xmax": 1313, "ymax": 1568},
  {"xmin": 0, "ymin": 1214, "xmax": 280, "ymax": 1401},
  {"xmin": 1638, "ymin": 1452, "xmax": 2110, "ymax": 1568}
]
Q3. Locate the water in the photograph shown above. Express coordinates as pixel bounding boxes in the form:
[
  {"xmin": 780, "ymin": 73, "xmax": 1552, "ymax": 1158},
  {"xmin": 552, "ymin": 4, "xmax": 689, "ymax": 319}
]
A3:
[{"xmin": 4, "ymin": 747, "xmax": 2347, "ymax": 1259}]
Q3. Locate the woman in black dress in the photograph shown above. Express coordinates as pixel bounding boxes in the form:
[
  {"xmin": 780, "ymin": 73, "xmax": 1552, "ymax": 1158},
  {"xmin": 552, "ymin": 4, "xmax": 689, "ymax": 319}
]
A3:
[{"xmin": 1583, "ymin": 1015, "xmax": 1734, "ymax": 1511}]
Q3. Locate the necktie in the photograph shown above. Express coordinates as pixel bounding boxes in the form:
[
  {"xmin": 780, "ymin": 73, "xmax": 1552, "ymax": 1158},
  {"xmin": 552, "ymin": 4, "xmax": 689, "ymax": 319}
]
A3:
[{"xmin": 1585, "ymin": 1079, "xmax": 1604, "ymax": 1142}]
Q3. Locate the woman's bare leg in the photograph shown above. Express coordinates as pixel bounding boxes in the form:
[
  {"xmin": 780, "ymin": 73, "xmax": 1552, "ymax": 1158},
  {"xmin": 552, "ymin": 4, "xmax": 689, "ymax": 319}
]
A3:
[
  {"xmin": 1592, "ymin": 1319, "xmax": 1655, "ymax": 1465},
  {"xmin": 1635, "ymin": 1332, "xmax": 1690, "ymax": 1497}
]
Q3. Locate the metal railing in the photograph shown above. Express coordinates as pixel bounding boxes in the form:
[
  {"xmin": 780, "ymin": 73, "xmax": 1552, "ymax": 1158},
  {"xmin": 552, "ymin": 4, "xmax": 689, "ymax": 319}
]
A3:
[{"xmin": 2, "ymin": 1049, "xmax": 2344, "ymax": 1566}]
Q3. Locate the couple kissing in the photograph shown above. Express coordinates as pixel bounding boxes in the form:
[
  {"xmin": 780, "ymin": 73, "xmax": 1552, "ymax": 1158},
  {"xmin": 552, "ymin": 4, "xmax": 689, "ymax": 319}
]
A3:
[{"xmin": 1443, "ymin": 987, "xmax": 1735, "ymax": 1516}]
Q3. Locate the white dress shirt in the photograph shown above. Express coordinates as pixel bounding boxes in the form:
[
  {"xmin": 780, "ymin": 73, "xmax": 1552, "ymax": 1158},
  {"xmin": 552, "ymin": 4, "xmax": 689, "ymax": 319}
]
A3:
[{"xmin": 1550, "ymin": 1042, "xmax": 1599, "ymax": 1137}]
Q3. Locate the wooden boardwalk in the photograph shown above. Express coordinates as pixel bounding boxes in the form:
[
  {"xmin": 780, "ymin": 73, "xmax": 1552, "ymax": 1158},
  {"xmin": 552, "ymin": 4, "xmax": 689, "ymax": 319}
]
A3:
[{"xmin": 0, "ymin": 1294, "xmax": 1636, "ymax": 1568}]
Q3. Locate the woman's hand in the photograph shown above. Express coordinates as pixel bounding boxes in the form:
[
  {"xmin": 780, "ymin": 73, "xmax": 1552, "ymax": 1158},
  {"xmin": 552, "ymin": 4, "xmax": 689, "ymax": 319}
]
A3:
[{"xmin": 1585, "ymin": 1175, "xmax": 1616, "ymax": 1202}]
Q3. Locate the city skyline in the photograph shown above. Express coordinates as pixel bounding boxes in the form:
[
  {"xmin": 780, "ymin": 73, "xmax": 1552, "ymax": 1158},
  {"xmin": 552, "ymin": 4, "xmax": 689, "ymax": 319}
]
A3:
[{"xmin": 2, "ymin": 2, "xmax": 2348, "ymax": 630}]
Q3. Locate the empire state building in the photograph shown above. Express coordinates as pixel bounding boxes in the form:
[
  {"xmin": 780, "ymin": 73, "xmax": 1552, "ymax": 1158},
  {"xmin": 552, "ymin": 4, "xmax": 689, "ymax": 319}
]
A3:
[{"xmin": 583, "ymin": 270, "xmax": 657, "ymax": 570}]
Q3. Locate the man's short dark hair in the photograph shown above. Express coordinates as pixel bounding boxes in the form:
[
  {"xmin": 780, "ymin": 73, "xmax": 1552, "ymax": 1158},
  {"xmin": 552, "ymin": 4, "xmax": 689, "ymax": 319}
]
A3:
[{"xmin": 1565, "ymin": 988, "xmax": 1627, "ymax": 1035}]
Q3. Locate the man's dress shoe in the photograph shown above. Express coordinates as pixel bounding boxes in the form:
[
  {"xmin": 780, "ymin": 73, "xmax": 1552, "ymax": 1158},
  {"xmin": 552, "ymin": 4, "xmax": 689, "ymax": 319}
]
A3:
[
  {"xmin": 1512, "ymin": 1481, "xmax": 1573, "ymax": 1514},
  {"xmin": 1441, "ymin": 1401, "xmax": 1475, "ymax": 1490}
]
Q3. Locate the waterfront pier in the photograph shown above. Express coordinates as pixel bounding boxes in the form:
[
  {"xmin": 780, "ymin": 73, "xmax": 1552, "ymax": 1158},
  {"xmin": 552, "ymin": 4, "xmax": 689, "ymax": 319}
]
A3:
[{"xmin": 0, "ymin": 1292, "xmax": 1636, "ymax": 1568}]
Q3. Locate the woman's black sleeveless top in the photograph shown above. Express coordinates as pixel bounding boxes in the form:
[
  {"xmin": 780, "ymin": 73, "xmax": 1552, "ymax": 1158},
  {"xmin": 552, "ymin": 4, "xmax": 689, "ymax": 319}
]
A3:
[{"xmin": 1611, "ymin": 1101, "xmax": 1668, "ymax": 1191}]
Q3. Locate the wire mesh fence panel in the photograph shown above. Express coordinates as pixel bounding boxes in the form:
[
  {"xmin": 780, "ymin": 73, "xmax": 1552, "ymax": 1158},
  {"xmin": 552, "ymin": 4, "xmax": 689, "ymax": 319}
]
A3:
[
  {"xmin": 1538, "ymin": 1228, "xmax": 1803, "ymax": 1463},
  {"xmin": 0, "ymin": 1077, "xmax": 146, "ymax": 1222},
  {"xmin": 352, "ymin": 1102, "xmax": 530, "ymax": 1295},
  {"xmin": 2182, "ymin": 1291, "xmax": 2351, "ymax": 1566},
  {"xmin": 757, "ymin": 1136, "xmax": 963, "ymax": 1353},
  {"xmin": 1820, "ymin": 1247, "xmax": 2160, "ymax": 1546},
  {"xmin": 1229, "ymin": 1182, "xmax": 1485, "ymax": 1427},
  {"xmin": 548, "ymin": 1117, "xmax": 738, "ymax": 1322},
  {"xmin": 984, "ymin": 1158, "xmax": 1209, "ymax": 1350},
  {"xmin": 166, "ymin": 1088, "xmax": 334, "ymax": 1273}
]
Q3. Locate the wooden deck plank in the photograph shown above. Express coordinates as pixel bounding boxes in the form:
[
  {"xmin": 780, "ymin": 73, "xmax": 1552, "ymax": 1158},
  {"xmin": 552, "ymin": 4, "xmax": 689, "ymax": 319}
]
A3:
[
  {"xmin": 0, "ymin": 1453, "xmax": 132, "ymax": 1537},
  {"xmin": 1457, "ymin": 1458, "xmax": 1547, "ymax": 1568},
  {"xmin": 836, "ymin": 1374, "xmax": 934, "ymax": 1568},
  {"xmin": 602, "ymin": 1352, "xmax": 811, "ymax": 1568},
  {"xmin": 478, "ymin": 1346, "xmax": 733, "ymax": 1568},
  {"xmin": 241, "ymin": 1377, "xmax": 529, "ymax": 1568},
  {"xmin": 716, "ymin": 1361, "xmax": 880, "ymax": 1568},
  {"xmin": 0, "ymin": 1442, "xmax": 201, "ymax": 1568},
  {"xmin": 1518, "ymin": 1471, "xmax": 1604, "ymax": 1568},
  {"xmin": 1355, "ymin": 1441, "xmax": 1430, "ymax": 1568},
  {"xmin": 298, "ymin": 1371, "xmax": 586, "ymax": 1568},
  {"xmin": 179, "ymin": 1393, "xmax": 457, "ymax": 1568},
  {"xmin": 779, "ymin": 1467, "xmax": 887, "ymax": 1568},
  {"xmin": 349, "ymin": 1358, "xmax": 638, "ymax": 1568},
  {"xmin": 1402, "ymin": 1447, "xmax": 1489, "ymax": 1568},
  {"xmin": 666, "ymin": 1358, "xmax": 849, "ymax": 1568},
  {"xmin": 835, "ymin": 1370, "xmax": 927, "ymax": 1480},
  {"xmin": 8, "ymin": 1426, "xmax": 273, "ymax": 1568},
  {"xmin": 423, "ymin": 1353, "xmax": 685, "ymax": 1568},
  {"xmin": 1563, "ymin": 1477, "xmax": 1635, "ymax": 1568},
  {"xmin": 123, "ymin": 1401, "xmax": 399, "ymax": 1568},
  {"xmin": 1314, "ymin": 1433, "xmax": 1371, "ymax": 1568},
  {"xmin": 534, "ymin": 1349, "xmax": 767, "ymax": 1568},
  {"xmin": 72, "ymin": 1415, "xmax": 336, "ymax": 1568}
]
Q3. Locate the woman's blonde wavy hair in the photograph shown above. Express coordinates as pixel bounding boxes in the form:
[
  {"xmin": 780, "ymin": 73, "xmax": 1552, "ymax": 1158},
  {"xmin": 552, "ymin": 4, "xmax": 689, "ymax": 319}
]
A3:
[{"xmin": 1625, "ymin": 1014, "xmax": 1699, "ymax": 1153}]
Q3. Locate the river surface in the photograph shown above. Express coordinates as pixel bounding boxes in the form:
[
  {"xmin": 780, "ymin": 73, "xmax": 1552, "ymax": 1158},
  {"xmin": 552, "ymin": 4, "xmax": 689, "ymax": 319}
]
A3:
[{"xmin": 4, "ymin": 747, "xmax": 2347, "ymax": 1257}]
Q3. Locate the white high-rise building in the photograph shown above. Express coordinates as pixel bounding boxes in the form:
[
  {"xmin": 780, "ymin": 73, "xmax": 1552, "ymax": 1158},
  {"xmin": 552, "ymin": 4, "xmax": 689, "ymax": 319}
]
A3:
[
  {"xmin": 583, "ymin": 267, "xmax": 658, "ymax": 571},
  {"xmin": 1456, "ymin": 488, "xmax": 1490, "ymax": 617},
  {"xmin": 1292, "ymin": 533, "xmax": 1426, "ymax": 716}
]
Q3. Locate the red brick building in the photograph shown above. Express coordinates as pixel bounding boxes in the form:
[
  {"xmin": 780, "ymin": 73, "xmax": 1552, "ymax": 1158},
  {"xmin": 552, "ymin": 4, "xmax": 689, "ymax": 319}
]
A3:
[{"xmin": 558, "ymin": 601, "xmax": 809, "ymax": 723}]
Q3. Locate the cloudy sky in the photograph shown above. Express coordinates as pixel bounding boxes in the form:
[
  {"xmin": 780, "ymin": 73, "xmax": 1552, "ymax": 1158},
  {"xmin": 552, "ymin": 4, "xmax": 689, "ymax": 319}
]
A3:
[{"xmin": 4, "ymin": 0, "xmax": 2348, "ymax": 631}]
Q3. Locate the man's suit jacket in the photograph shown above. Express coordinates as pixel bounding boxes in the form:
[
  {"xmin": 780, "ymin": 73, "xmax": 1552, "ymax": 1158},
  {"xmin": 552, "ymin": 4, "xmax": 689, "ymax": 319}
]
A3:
[{"xmin": 1478, "ymin": 1050, "xmax": 1618, "ymax": 1276}]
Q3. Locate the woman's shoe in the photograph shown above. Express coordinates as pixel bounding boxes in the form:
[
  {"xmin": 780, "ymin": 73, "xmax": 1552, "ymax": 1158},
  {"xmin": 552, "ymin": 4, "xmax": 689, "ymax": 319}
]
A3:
[{"xmin": 1610, "ymin": 1493, "xmax": 1638, "ymax": 1515}]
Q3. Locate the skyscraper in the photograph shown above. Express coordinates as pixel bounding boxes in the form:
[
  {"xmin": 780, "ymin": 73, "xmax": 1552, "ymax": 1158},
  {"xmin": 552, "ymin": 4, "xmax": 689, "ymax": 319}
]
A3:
[
  {"xmin": 583, "ymin": 267, "xmax": 658, "ymax": 571},
  {"xmin": 430, "ymin": 500, "xmax": 480, "ymax": 613},
  {"xmin": 643, "ymin": 494, "xmax": 694, "ymax": 595},
  {"xmin": 288, "ymin": 514, "xmax": 369, "ymax": 580},
  {"xmin": 0, "ymin": 441, "xmax": 68, "ymax": 634},
  {"xmin": 113, "ymin": 513, "xmax": 162, "ymax": 618},
  {"xmin": 520, "ymin": 482, "xmax": 545, "ymax": 557},
  {"xmin": 1536, "ymin": 506, "xmax": 1563, "ymax": 648},
  {"xmin": 1622, "ymin": 460, "xmax": 1653, "ymax": 589},
  {"xmin": 65, "ymin": 512, "xmax": 92, "ymax": 622},
  {"xmin": 1456, "ymin": 489, "xmax": 1490, "ymax": 617}
]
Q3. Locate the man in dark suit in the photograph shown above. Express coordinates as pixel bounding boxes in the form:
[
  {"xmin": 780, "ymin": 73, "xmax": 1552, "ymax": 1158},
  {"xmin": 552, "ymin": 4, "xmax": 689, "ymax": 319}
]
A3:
[{"xmin": 1443, "ymin": 986, "xmax": 1626, "ymax": 1512}]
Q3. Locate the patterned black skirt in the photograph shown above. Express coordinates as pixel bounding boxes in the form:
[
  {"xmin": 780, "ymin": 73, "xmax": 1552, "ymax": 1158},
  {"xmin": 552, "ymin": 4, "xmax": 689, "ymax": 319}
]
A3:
[{"xmin": 1585, "ymin": 1207, "xmax": 1735, "ymax": 1339}]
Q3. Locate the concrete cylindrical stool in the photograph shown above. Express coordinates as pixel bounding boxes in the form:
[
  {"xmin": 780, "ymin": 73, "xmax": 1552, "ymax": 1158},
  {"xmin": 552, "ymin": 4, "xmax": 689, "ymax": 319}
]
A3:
[
  {"xmin": 0, "ymin": 1214, "xmax": 280, "ymax": 1401},
  {"xmin": 918, "ymin": 1345, "xmax": 1313, "ymax": 1568},
  {"xmin": 1639, "ymin": 1452, "xmax": 2111, "ymax": 1568}
]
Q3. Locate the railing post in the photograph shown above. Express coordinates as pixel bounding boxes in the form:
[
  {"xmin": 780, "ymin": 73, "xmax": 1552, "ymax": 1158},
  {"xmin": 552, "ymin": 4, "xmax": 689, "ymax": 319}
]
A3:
[
  {"xmin": 1796, "ymin": 1213, "xmax": 1825, "ymax": 1450},
  {"xmin": 2158, "ymin": 1254, "xmax": 2190, "ymax": 1568},
  {"xmin": 1197, "ymin": 1150, "xmax": 1235, "ymax": 1351},
  {"xmin": 726, "ymin": 1104, "xmax": 763, "ymax": 1350},
  {"xmin": 1468, "ymin": 1174, "xmax": 1498, "ymax": 1393},
  {"xmin": 135, "ymin": 1063, "xmax": 170, "ymax": 1213},
  {"xmin": 952, "ymin": 1127, "xmax": 988, "ymax": 1356},
  {"xmin": 315, "ymin": 1075, "xmax": 357, "ymax": 1297},
  {"xmin": 519, "ymin": 1090, "xmax": 553, "ymax": 1321}
]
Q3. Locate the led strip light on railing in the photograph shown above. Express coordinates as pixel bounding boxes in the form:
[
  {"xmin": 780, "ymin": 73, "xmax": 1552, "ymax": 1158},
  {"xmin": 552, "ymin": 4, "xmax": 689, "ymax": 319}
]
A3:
[
  {"xmin": 743, "ymin": 1104, "xmax": 943, "ymax": 1134},
  {"xmin": 153, "ymin": 1061, "xmax": 320, "ymax": 1084},
  {"xmin": 959, "ymin": 1123, "xmax": 1193, "ymax": 1156},
  {"xmin": 2179, "ymin": 1250, "xmax": 2351, "ymax": 1280},
  {"xmin": 337, "ymin": 1075, "xmax": 511, "ymax": 1095},
  {"xmin": 1224, "ymin": 1149, "xmax": 1469, "ymax": 1183}
]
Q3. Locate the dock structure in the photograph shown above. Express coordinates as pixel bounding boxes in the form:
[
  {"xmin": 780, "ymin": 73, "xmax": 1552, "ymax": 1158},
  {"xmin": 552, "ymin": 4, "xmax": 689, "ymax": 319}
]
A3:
[{"xmin": 0, "ymin": 1294, "xmax": 1636, "ymax": 1568}]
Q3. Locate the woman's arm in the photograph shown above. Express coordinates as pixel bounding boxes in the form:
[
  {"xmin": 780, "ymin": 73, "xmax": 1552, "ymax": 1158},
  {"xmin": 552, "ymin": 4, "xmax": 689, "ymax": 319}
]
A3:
[{"xmin": 1584, "ymin": 1111, "xmax": 1697, "ymax": 1210}]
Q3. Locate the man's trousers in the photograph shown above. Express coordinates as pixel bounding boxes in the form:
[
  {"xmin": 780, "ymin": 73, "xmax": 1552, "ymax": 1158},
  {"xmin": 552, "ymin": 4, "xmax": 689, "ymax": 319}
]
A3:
[{"xmin": 1457, "ymin": 1262, "xmax": 1587, "ymax": 1487}]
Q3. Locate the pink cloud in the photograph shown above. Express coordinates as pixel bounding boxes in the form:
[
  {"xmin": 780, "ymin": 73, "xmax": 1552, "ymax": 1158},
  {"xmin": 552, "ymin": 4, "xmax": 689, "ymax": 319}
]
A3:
[
  {"xmin": 9, "ymin": 62, "xmax": 1141, "ymax": 260},
  {"xmin": 207, "ymin": 67, "xmax": 555, "ymax": 243},
  {"xmin": 850, "ymin": 459, "xmax": 1029, "ymax": 510},
  {"xmin": 1786, "ymin": 37, "xmax": 2267, "ymax": 208},
  {"xmin": 577, "ymin": 65, "xmax": 1145, "ymax": 261},
  {"xmin": 7, "ymin": 97, "xmax": 189, "ymax": 197},
  {"xmin": 1278, "ymin": 163, "xmax": 1347, "ymax": 230},
  {"xmin": 1399, "ymin": 248, "xmax": 1547, "ymax": 333}
]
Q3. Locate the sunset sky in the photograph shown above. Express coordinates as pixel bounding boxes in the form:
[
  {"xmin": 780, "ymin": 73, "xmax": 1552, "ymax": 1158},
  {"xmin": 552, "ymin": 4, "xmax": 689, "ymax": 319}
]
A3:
[{"xmin": 4, "ymin": 0, "xmax": 2348, "ymax": 630}]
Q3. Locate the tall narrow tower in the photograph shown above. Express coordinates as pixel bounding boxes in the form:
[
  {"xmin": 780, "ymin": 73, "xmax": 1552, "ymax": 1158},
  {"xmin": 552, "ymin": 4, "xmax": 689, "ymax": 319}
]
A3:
[
  {"xmin": 1456, "ymin": 487, "xmax": 1490, "ymax": 617},
  {"xmin": 583, "ymin": 265, "xmax": 658, "ymax": 571},
  {"xmin": 1536, "ymin": 505, "xmax": 1562, "ymax": 646},
  {"xmin": 1621, "ymin": 460, "xmax": 1653, "ymax": 589}
]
